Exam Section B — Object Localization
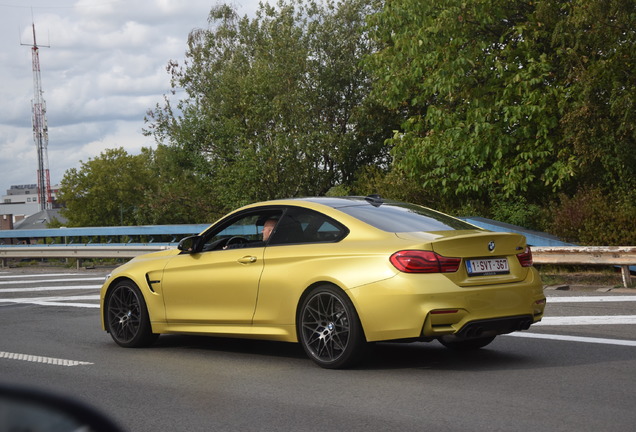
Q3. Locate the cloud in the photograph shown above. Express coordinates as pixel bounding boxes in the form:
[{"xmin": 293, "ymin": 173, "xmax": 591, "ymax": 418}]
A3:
[{"xmin": 0, "ymin": 0, "xmax": 260, "ymax": 196}]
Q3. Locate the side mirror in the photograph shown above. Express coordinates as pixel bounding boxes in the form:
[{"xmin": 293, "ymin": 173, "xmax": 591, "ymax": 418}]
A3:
[
  {"xmin": 177, "ymin": 235, "xmax": 202, "ymax": 253},
  {"xmin": 0, "ymin": 384, "xmax": 125, "ymax": 432}
]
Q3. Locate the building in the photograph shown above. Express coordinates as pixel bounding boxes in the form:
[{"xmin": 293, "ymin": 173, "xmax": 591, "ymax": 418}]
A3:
[{"xmin": 0, "ymin": 184, "xmax": 60, "ymax": 226}]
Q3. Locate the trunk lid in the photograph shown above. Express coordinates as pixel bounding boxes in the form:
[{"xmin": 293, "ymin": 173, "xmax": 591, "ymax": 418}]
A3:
[{"xmin": 396, "ymin": 230, "xmax": 530, "ymax": 286}]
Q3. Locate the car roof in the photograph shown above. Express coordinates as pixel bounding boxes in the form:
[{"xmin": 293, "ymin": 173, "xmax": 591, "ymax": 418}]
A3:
[
  {"xmin": 225, "ymin": 195, "xmax": 478, "ymax": 235},
  {"xmin": 278, "ymin": 196, "xmax": 386, "ymax": 208}
]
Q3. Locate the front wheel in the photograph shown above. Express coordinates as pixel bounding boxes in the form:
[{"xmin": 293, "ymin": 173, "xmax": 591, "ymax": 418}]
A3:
[
  {"xmin": 297, "ymin": 285, "xmax": 366, "ymax": 369},
  {"xmin": 105, "ymin": 280, "xmax": 158, "ymax": 348}
]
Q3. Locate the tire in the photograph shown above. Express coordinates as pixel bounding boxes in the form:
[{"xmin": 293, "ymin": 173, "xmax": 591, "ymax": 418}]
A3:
[
  {"xmin": 105, "ymin": 280, "xmax": 158, "ymax": 348},
  {"xmin": 439, "ymin": 335, "xmax": 496, "ymax": 351},
  {"xmin": 297, "ymin": 284, "xmax": 366, "ymax": 369}
]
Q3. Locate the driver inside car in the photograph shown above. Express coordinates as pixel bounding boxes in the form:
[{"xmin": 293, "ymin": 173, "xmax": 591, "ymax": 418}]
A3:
[{"xmin": 223, "ymin": 217, "xmax": 278, "ymax": 249}]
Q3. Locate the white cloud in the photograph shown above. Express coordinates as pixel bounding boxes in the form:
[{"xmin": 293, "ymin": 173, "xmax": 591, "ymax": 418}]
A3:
[{"xmin": 0, "ymin": 0, "xmax": 262, "ymax": 197}]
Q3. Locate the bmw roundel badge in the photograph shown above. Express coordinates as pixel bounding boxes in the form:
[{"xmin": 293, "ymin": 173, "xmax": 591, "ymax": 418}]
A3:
[{"xmin": 488, "ymin": 241, "xmax": 496, "ymax": 252}]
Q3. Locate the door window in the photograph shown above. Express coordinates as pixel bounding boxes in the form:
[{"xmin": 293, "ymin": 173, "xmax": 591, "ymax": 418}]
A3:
[{"xmin": 201, "ymin": 209, "xmax": 283, "ymax": 251}]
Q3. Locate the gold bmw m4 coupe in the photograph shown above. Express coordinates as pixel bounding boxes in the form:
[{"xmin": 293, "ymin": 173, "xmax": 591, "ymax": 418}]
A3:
[{"xmin": 100, "ymin": 196, "xmax": 545, "ymax": 368}]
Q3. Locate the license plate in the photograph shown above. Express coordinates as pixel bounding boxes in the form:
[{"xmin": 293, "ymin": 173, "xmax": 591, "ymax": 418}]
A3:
[{"xmin": 466, "ymin": 258, "xmax": 509, "ymax": 276}]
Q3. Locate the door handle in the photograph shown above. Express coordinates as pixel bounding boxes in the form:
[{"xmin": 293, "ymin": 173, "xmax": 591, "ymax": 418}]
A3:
[{"xmin": 237, "ymin": 256, "xmax": 257, "ymax": 264}]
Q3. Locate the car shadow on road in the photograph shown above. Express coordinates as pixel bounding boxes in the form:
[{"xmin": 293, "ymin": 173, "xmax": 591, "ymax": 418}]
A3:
[
  {"xmin": 359, "ymin": 336, "xmax": 636, "ymax": 371},
  {"xmin": 136, "ymin": 333, "xmax": 635, "ymax": 371},
  {"xmin": 141, "ymin": 334, "xmax": 547, "ymax": 371},
  {"xmin": 360, "ymin": 341, "xmax": 530, "ymax": 371},
  {"xmin": 153, "ymin": 334, "xmax": 308, "ymax": 361}
]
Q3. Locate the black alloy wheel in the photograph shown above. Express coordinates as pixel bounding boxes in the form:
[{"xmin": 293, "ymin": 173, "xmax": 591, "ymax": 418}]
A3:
[
  {"xmin": 298, "ymin": 285, "xmax": 366, "ymax": 369},
  {"xmin": 106, "ymin": 281, "xmax": 157, "ymax": 348}
]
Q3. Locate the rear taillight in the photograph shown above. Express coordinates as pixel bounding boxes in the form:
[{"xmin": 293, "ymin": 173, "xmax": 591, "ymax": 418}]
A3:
[
  {"xmin": 517, "ymin": 246, "xmax": 533, "ymax": 267},
  {"xmin": 390, "ymin": 250, "xmax": 461, "ymax": 273}
]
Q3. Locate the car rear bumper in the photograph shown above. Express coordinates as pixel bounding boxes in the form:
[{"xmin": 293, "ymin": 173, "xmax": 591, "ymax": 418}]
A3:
[{"xmin": 348, "ymin": 268, "xmax": 545, "ymax": 342}]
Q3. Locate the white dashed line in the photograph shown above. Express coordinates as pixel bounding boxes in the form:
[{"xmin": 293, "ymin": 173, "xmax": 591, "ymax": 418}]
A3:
[{"xmin": 0, "ymin": 351, "xmax": 94, "ymax": 366}]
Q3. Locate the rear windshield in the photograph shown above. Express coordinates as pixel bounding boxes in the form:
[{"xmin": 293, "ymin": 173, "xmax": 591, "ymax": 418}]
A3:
[{"xmin": 337, "ymin": 202, "xmax": 477, "ymax": 232}]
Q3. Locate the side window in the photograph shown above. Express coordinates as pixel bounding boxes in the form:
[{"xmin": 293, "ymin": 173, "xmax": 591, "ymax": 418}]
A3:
[
  {"xmin": 200, "ymin": 209, "xmax": 283, "ymax": 251},
  {"xmin": 314, "ymin": 220, "xmax": 344, "ymax": 242},
  {"xmin": 268, "ymin": 207, "xmax": 348, "ymax": 245},
  {"xmin": 209, "ymin": 215, "xmax": 261, "ymax": 242}
]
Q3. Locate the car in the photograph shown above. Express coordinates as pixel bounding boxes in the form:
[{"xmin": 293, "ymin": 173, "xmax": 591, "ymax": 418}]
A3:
[{"xmin": 100, "ymin": 196, "xmax": 546, "ymax": 368}]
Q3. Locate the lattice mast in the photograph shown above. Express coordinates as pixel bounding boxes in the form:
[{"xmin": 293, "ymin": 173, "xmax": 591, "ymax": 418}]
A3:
[{"xmin": 24, "ymin": 23, "xmax": 52, "ymax": 210}]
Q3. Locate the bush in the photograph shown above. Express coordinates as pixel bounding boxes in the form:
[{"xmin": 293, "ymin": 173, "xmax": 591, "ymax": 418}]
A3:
[
  {"xmin": 490, "ymin": 198, "xmax": 544, "ymax": 231},
  {"xmin": 549, "ymin": 188, "xmax": 636, "ymax": 245}
]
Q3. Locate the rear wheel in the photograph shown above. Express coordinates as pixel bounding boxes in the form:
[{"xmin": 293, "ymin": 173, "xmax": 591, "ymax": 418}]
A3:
[
  {"xmin": 297, "ymin": 285, "xmax": 366, "ymax": 369},
  {"xmin": 106, "ymin": 280, "xmax": 158, "ymax": 347},
  {"xmin": 439, "ymin": 335, "xmax": 496, "ymax": 350}
]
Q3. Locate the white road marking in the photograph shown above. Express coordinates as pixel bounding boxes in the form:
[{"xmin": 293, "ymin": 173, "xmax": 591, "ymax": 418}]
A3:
[
  {"xmin": 0, "ymin": 351, "xmax": 93, "ymax": 366},
  {"xmin": 0, "ymin": 273, "xmax": 82, "ymax": 279},
  {"xmin": 17, "ymin": 301, "xmax": 100, "ymax": 308},
  {"xmin": 547, "ymin": 296, "xmax": 636, "ymax": 303},
  {"xmin": 0, "ymin": 277, "xmax": 105, "ymax": 285},
  {"xmin": 0, "ymin": 274, "xmax": 103, "ymax": 308},
  {"xmin": 0, "ymin": 295, "xmax": 100, "ymax": 308},
  {"xmin": 0, "ymin": 295, "xmax": 99, "ymax": 302},
  {"xmin": 0, "ymin": 285, "xmax": 101, "ymax": 293},
  {"xmin": 507, "ymin": 332, "xmax": 636, "ymax": 347},
  {"xmin": 536, "ymin": 315, "xmax": 636, "ymax": 325}
]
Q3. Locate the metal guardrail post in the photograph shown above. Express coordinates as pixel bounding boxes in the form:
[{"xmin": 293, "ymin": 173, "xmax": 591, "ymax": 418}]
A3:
[{"xmin": 621, "ymin": 266, "xmax": 633, "ymax": 288}]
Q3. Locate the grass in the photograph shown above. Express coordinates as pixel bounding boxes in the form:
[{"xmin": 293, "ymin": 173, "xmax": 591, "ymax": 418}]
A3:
[{"xmin": 537, "ymin": 265, "xmax": 630, "ymax": 288}]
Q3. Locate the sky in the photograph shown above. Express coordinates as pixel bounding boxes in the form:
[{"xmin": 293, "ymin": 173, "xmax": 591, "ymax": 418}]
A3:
[{"xmin": 0, "ymin": 0, "xmax": 260, "ymax": 196}]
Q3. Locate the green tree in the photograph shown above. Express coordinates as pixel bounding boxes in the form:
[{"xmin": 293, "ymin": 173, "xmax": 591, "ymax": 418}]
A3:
[
  {"xmin": 140, "ymin": 144, "xmax": 221, "ymax": 224},
  {"xmin": 551, "ymin": 0, "xmax": 636, "ymax": 193},
  {"xmin": 58, "ymin": 148, "xmax": 156, "ymax": 226},
  {"xmin": 367, "ymin": 0, "xmax": 571, "ymax": 206},
  {"xmin": 145, "ymin": 0, "xmax": 392, "ymax": 211},
  {"xmin": 366, "ymin": 0, "xmax": 635, "ymax": 213}
]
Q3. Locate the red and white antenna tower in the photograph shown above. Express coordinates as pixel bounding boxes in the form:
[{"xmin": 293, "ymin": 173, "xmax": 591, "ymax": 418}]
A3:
[{"xmin": 23, "ymin": 23, "xmax": 52, "ymax": 211}]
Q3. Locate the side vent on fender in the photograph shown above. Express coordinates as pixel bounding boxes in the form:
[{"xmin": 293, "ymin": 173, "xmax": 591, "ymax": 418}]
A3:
[{"xmin": 145, "ymin": 273, "xmax": 161, "ymax": 293}]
